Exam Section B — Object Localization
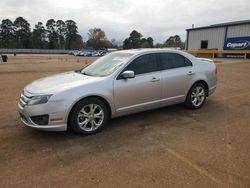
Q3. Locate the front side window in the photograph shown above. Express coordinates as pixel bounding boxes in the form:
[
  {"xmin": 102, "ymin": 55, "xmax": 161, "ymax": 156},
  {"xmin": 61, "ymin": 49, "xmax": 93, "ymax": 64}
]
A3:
[
  {"xmin": 159, "ymin": 53, "xmax": 192, "ymax": 70},
  {"xmin": 125, "ymin": 54, "xmax": 158, "ymax": 75}
]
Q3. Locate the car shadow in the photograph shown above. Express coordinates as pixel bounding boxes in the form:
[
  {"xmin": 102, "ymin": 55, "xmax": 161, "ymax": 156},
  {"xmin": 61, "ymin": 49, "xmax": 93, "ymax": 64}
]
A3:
[
  {"xmin": 23, "ymin": 99, "xmax": 224, "ymax": 140},
  {"xmin": 28, "ymin": 99, "xmax": 222, "ymax": 140},
  {"xmin": 12, "ymin": 98, "xmax": 229, "ymax": 166}
]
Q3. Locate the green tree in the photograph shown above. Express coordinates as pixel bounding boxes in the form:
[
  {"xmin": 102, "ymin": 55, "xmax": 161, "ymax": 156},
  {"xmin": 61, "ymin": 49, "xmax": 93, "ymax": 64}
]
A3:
[
  {"xmin": 70, "ymin": 34, "xmax": 84, "ymax": 49},
  {"xmin": 164, "ymin": 35, "xmax": 184, "ymax": 49},
  {"xmin": 155, "ymin": 43, "xmax": 164, "ymax": 48},
  {"xmin": 140, "ymin": 38, "xmax": 148, "ymax": 47},
  {"xmin": 123, "ymin": 38, "xmax": 131, "ymax": 49},
  {"xmin": 147, "ymin": 37, "xmax": 154, "ymax": 48},
  {"xmin": 56, "ymin": 20, "xmax": 66, "ymax": 49},
  {"xmin": 46, "ymin": 19, "xmax": 59, "ymax": 49},
  {"xmin": 129, "ymin": 30, "xmax": 142, "ymax": 48},
  {"xmin": 14, "ymin": 17, "xmax": 31, "ymax": 48},
  {"xmin": 65, "ymin": 20, "xmax": 83, "ymax": 50},
  {"xmin": 0, "ymin": 19, "xmax": 15, "ymax": 48},
  {"xmin": 87, "ymin": 28, "xmax": 110, "ymax": 50},
  {"xmin": 123, "ymin": 30, "xmax": 153, "ymax": 49},
  {"xmin": 32, "ymin": 22, "xmax": 48, "ymax": 48}
]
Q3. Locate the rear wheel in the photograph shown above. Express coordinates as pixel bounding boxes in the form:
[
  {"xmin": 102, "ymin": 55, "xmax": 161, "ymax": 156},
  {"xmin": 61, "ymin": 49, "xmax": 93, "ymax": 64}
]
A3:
[
  {"xmin": 185, "ymin": 82, "xmax": 207, "ymax": 109},
  {"xmin": 69, "ymin": 98, "xmax": 109, "ymax": 135}
]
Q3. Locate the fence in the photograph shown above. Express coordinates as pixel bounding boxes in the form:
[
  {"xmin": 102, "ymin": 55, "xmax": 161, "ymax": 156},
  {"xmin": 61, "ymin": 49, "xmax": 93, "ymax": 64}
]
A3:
[
  {"xmin": 185, "ymin": 50, "xmax": 250, "ymax": 59},
  {"xmin": 0, "ymin": 49, "xmax": 70, "ymax": 54},
  {"xmin": 1, "ymin": 48, "xmax": 250, "ymax": 59}
]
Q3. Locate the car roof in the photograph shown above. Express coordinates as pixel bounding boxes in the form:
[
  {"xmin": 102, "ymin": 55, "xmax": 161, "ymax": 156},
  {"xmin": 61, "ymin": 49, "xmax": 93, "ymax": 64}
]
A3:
[
  {"xmin": 114, "ymin": 48, "xmax": 182, "ymax": 55},
  {"xmin": 113, "ymin": 48, "xmax": 199, "ymax": 65}
]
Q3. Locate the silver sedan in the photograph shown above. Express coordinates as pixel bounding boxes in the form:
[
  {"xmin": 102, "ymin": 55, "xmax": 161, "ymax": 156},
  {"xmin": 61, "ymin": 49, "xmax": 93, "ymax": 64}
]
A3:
[{"xmin": 18, "ymin": 49, "xmax": 217, "ymax": 135}]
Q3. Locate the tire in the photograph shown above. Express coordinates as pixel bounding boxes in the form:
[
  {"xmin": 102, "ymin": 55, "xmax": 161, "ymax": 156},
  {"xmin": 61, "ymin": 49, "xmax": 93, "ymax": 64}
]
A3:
[
  {"xmin": 185, "ymin": 82, "xmax": 207, "ymax": 109},
  {"xmin": 69, "ymin": 98, "xmax": 109, "ymax": 135}
]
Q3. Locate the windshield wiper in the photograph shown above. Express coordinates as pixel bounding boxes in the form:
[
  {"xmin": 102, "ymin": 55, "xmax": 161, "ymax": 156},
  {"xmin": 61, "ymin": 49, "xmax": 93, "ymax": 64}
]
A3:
[
  {"xmin": 81, "ymin": 71, "xmax": 93, "ymax": 76},
  {"xmin": 75, "ymin": 70, "xmax": 98, "ymax": 77},
  {"xmin": 74, "ymin": 70, "xmax": 91, "ymax": 76}
]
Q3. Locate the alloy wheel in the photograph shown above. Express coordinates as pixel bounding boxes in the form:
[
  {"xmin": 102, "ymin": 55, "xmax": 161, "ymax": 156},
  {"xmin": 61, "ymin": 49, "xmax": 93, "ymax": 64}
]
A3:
[
  {"xmin": 77, "ymin": 104, "xmax": 104, "ymax": 132},
  {"xmin": 191, "ymin": 86, "xmax": 205, "ymax": 107}
]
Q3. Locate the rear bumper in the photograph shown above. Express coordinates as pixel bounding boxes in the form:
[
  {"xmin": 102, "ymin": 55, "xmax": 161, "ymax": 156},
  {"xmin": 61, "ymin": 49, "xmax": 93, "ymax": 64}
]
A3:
[{"xmin": 18, "ymin": 102, "xmax": 67, "ymax": 131}]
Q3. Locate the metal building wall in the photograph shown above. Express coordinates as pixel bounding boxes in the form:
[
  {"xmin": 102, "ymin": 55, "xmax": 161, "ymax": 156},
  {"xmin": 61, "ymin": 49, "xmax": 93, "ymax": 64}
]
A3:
[
  {"xmin": 227, "ymin": 24, "xmax": 250, "ymax": 37},
  {"xmin": 187, "ymin": 27, "xmax": 226, "ymax": 50}
]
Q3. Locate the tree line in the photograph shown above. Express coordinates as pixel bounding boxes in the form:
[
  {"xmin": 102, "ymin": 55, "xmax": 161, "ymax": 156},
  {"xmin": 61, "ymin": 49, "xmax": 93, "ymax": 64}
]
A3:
[
  {"xmin": 0, "ymin": 17, "xmax": 85, "ymax": 50},
  {"xmin": 123, "ymin": 30, "xmax": 184, "ymax": 49},
  {"xmin": 0, "ymin": 17, "xmax": 184, "ymax": 50}
]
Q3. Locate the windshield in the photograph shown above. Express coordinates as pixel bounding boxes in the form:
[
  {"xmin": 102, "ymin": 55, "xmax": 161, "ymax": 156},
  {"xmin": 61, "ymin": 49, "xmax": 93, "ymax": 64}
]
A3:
[{"xmin": 81, "ymin": 52, "xmax": 133, "ymax": 77}]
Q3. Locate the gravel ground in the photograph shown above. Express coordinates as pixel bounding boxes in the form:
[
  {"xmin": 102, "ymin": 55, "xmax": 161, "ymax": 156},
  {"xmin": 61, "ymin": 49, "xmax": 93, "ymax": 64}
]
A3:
[{"xmin": 0, "ymin": 55, "xmax": 250, "ymax": 188}]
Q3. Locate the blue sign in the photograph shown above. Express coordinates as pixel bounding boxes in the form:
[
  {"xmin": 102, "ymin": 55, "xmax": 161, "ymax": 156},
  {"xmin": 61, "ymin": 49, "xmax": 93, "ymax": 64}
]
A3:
[{"xmin": 224, "ymin": 36, "xmax": 250, "ymax": 58}]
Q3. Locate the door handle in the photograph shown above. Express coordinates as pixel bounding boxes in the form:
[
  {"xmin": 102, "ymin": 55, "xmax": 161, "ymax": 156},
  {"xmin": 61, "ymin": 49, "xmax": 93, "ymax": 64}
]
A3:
[
  {"xmin": 187, "ymin": 71, "xmax": 194, "ymax": 75},
  {"xmin": 150, "ymin": 77, "xmax": 160, "ymax": 82}
]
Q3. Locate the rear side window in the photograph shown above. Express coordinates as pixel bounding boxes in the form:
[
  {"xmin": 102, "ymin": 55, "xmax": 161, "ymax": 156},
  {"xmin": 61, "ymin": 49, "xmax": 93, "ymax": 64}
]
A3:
[
  {"xmin": 125, "ymin": 54, "xmax": 158, "ymax": 75},
  {"xmin": 159, "ymin": 53, "xmax": 192, "ymax": 70}
]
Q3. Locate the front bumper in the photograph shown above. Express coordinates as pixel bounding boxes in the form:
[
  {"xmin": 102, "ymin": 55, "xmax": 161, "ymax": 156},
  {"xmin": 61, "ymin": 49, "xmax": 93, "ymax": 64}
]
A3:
[{"xmin": 18, "ymin": 102, "xmax": 67, "ymax": 131}]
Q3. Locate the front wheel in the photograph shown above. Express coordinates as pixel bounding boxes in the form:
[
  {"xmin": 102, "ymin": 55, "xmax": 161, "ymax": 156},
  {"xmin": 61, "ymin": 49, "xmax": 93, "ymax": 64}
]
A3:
[
  {"xmin": 185, "ymin": 83, "xmax": 207, "ymax": 109},
  {"xmin": 69, "ymin": 98, "xmax": 109, "ymax": 135}
]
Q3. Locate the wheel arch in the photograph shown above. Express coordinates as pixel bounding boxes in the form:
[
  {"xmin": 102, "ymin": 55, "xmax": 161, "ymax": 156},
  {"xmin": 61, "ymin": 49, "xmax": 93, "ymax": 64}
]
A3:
[
  {"xmin": 66, "ymin": 95, "xmax": 113, "ymax": 129},
  {"xmin": 191, "ymin": 80, "xmax": 209, "ymax": 96}
]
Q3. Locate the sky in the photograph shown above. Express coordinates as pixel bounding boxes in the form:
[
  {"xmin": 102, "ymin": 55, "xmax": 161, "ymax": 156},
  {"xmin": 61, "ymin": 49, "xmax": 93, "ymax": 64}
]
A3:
[{"xmin": 0, "ymin": 0, "xmax": 249, "ymax": 43}]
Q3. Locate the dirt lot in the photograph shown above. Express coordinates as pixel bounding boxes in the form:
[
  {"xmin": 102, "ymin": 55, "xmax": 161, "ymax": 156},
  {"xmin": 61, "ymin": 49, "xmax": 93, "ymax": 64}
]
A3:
[{"xmin": 0, "ymin": 55, "xmax": 250, "ymax": 188}]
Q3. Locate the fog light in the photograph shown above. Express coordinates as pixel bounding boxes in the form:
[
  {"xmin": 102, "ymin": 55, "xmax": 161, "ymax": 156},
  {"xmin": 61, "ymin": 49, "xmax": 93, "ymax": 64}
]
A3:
[{"xmin": 31, "ymin": 115, "xmax": 49, "ymax": 125}]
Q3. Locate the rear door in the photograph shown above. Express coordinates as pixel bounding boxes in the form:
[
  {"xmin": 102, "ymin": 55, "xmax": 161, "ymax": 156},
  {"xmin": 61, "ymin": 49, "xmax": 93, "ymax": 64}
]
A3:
[
  {"xmin": 159, "ymin": 53, "xmax": 194, "ymax": 104},
  {"xmin": 114, "ymin": 53, "xmax": 162, "ymax": 115}
]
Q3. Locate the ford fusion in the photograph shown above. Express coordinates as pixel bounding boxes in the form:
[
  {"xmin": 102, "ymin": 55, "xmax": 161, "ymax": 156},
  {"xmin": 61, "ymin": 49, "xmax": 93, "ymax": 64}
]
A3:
[{"xmin": 18, "ymin": 49, "xmax": 217, "ymax": 135}]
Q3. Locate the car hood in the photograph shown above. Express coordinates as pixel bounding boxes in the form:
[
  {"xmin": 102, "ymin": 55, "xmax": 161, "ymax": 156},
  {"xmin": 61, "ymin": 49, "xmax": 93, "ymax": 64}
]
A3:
[{"xmin": 25, "ymin": 71, "xmax": 102, "ymax": 95}]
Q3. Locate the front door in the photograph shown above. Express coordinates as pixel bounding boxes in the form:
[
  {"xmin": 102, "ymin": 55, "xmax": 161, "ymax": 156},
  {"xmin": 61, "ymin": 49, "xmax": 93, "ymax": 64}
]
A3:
[{"xmin": 114, "ymin": 53, "xmax": 162, "ymax": 115}]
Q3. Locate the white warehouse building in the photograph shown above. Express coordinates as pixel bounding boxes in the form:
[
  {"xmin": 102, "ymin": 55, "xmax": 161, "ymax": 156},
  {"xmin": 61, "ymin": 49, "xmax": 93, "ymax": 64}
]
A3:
[{"xmin": 185, "ymin": 20, "xmax": 250, "ymax": 58}]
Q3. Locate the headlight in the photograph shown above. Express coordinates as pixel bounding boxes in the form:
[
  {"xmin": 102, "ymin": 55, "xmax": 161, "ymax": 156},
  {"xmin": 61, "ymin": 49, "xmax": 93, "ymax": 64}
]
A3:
[{"xmin": 27, "ymin": 95, "xmax": 52, "ymax": 105}]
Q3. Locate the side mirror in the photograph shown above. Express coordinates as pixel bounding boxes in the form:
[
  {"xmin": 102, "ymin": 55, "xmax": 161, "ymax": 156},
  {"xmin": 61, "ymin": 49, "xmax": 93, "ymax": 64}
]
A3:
[{"xmin": 121, "ymin": 70, "xmax": 135, "ymax": 79}]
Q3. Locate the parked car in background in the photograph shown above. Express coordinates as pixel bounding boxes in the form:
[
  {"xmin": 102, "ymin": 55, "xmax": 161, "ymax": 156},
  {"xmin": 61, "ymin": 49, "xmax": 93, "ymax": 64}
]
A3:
[
  {"xmin": 73, "ymin": 50, "xmax": 80, "ymax": 56},
  {"xmin": 97, "ymin": 51, "xmax": 108, "ymax": 56},
  {"xmin": 85, "ymin": 50, "xmax": 97, "ymax": 57},
  {"xmin": 69, "ymin": 50, "xmax": 108, "ymax": 57},
  {"xmin": 67, "ymin": 51, "xmax": 75, "ymax": 55},
  {"xmin": 76, "ymin": 51, "xmax": 87, "ymax": 56},
  {"xmin": 18, "ymin": 49, "xmax": 217, "ymax": 135}
]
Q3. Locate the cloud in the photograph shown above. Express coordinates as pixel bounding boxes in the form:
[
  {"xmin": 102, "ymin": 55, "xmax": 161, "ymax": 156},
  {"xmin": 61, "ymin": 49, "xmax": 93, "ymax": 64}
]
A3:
[{"xmin": 0, "ymin": 0, "xmax": 249, "ymax": 43}]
